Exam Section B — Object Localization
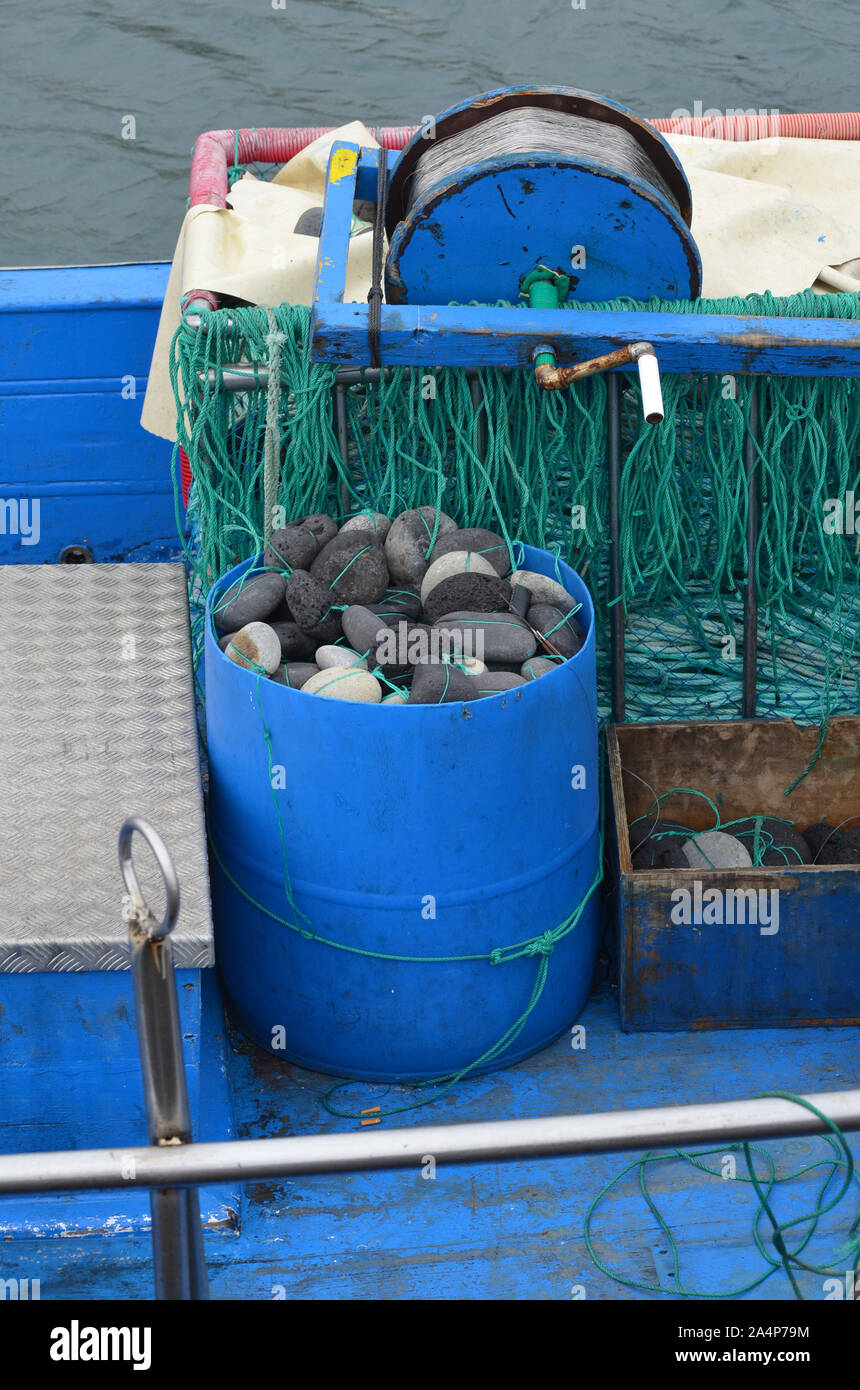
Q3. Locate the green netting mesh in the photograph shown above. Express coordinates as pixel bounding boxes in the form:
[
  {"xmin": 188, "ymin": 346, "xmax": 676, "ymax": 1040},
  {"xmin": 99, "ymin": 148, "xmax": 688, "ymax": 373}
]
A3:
[{"xmin": 170, "ymin": 290, "xmax": 860, "ymax": 725}]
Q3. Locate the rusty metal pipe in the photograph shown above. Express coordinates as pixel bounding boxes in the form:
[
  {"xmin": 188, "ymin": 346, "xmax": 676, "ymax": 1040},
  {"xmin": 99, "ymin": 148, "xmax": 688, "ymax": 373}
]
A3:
[
  {"xmin": 534, "ymin": 342, "xmax": 648, "ymax": 388},
  {"xmin": 534, "ymin": 340, "xmax": 664, "ymax": 423}
]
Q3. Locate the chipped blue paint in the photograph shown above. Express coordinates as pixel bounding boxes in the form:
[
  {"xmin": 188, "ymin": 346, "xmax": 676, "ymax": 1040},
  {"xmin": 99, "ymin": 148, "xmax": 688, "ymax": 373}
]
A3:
[
  {"xmin": 1, "ymin": 990, "xmax": 857, "ymax": 1299},
  {"xmin": 311, "ymin": 145, "xmax": 860, "ymax": 377},
  {"xmin": 0, "ymin": 970, "xmax": 238, "ymax": 1242}
]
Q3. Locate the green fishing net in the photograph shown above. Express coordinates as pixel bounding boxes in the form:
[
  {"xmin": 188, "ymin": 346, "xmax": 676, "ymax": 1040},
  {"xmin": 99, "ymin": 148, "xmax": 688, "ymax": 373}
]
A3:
[{"xmin": 170, "ymin": 289, "xmax": 860, "ymax": 725}]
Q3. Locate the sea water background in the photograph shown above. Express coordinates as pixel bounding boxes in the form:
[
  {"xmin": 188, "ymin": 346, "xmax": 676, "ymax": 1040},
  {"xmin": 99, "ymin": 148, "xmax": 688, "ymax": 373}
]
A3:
[{"xmin": 0, "ymin": 0, "xmax": 857, "ymax": 267}]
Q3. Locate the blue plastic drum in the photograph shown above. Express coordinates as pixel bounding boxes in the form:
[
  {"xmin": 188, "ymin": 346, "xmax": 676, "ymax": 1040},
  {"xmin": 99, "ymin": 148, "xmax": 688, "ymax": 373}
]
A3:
[{"xmin": 206, "ymin": 544, "xmax": 601, "ymax": 1081}]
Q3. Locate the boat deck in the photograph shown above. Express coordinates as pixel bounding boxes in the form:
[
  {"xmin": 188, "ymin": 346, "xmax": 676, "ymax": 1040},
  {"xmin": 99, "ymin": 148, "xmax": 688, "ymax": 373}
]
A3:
[{"xmin": 5, "ymin": 973, "xmax": 858, "ymax": 1301}]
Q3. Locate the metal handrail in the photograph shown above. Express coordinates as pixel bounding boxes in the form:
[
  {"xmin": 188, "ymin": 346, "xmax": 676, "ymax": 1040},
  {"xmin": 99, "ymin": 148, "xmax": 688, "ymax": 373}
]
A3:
[
  {"xmin": 0, "ymin": 820, "xmax": 855, "ymax": 1297},
  {"xmin": 1, "ymin": 1090, "xmax": 859, "ymax": 1194},
  {"xmin": 119, "ymin": 818, "xmax": 209, "ymax": 1301}
]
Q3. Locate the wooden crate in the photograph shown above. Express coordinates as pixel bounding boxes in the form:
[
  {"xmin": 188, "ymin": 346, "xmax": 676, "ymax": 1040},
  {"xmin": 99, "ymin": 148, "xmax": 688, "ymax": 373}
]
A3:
[{"xmin": 607, "ymin": 716, "xmax": 860, "ymax": 1030}]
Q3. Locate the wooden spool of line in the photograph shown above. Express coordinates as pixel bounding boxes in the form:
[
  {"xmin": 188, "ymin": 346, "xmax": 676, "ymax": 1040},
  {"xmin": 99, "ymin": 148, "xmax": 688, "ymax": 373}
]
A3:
[{"xmin": 384, "ymin": 86, "xmax": 702, "ymax": 306}]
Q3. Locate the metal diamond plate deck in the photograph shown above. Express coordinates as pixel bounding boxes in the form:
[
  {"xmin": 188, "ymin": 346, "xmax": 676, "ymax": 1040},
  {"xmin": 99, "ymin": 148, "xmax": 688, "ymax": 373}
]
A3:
[{"xmin": 0, "ymin": 564, "xmax": 213, "ymax": 971}]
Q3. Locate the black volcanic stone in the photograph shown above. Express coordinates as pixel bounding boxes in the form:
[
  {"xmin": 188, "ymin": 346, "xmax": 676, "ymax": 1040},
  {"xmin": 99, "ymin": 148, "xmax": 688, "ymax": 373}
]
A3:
[
  {"xmin": 527, "ymin": 602, "xmax": 586, "ymax": 659},
  {"xmin": 731, "ymin": 817, "xmax": 811, "ymax": 866},
  {"xmin": 431, "ymin": 527, "xmax": 512, "ymax": 578},
  {"xmin": 804, "ymin": 823, "xmax": 832, "ymax": 858},
  {"xmin": 805, "ymin": 823, "xmax": 860, "ymax": 865},
  {"xmin": 310, "ymin": 534, "xmax": 389, "ymax": 604},
  {"xmin": 632, "ymin": 839, "xmax": 690, "ymax": 871},
  {"xmin": 264, "ymin": 524, "xmax": 320, "ymax": 573},
  {"xmin": 303, "ymin": 609, "xmax": 344, "ymax": 646},
  {"xmin": 372, "ymin": 587, "xmax": 423, "ymax": 621},
  {"xmin": 510, "ymin": 584, "xmax": 532, "ymax": 618},
  {"xmin": 268, "ymin": 621, "xmax": 316, "ymax": 660},
  {"xmin": 214, "ymin": 571, "xmax": 285, "ymax": 633},
  {"xmin": 628, "ymin": 817, "xmax": 691, "ymax": 854},
  {"xmin": 422, "ymin": 573, "xmax": 512, "ymax": 627},
  {"xmin": 284, "ymin": 569, "xmax": 333, "ymax": 630},
  {"xmin": 294, "ymin": 512, "xmax": 337, "ymax": 546}
]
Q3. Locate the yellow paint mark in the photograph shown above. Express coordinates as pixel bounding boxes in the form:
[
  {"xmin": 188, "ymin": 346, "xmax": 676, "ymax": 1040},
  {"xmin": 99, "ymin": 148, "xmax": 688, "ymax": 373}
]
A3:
[{"xmin": 330, "ymin": 148, "xmax": 358, "ymax": 184}]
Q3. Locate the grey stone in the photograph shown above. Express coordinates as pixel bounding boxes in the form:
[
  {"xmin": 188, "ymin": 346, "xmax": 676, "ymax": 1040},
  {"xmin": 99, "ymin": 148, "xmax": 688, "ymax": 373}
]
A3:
[
  {"xmin": 294, "ymin": 207, "xmax": 323, "ymax": 236},
  {"xmin": 214, "ymin": 571, "xmax": 286, "ymax": 633},
  {"xmin": 225, "ymin": 622, "xmax": 282, "ymax": 675},
  {"xmin": 423, "ymin": 573, "xmax": 512, "ymax": 627},
  {"xmin": 339, "ymin": 511, "xmax": 392, "ymax": 542},
  {"xmin": 431, "ymin": 527, "xmax": 512, "ymax": 577},
  {"xmin": 511, "ymin": 569, "xmax": 578, "ymax": 611},
  {"xmin": 217, "ymin": 631, "xmax": 237, "ymax": 653},
  {"xmin": 431, "ymin": 612, "xmax": 537, "ymax": 664},
  {"xmin": 284, "ymin": 569, "xmax": 333, "ymax": 630},
  {"xmin": 527, "ymin": 602, "xmax": 586, "ymax": 659},
  {"xmin": 408, "ymin": 661, "xmax": 476, "ymax": 704},
  {"xmin": 384, "ymin": 508, "xmax": 457, "ymax": 587},
  {"xmin": 302, "ymin": 668, "xmax": 382, "ymax": 703},
  {"xmin": 271, "ymin": 662, "xmax": 320, "ymax": 689},
  {"xmin": 521, "ymin": 656, "xmax": 565, "ymax": 681},
  {"xmin": 682, "ymin": 831, "xmax": 753, "ymax": 870},
  {"xmin": 419, "ymin": 550, "xmax": 496, "ymax": 604},
  {"xmin": 315, "ymin": 645, "xmax": 368, "ymax": 671},
  {"xmin": 342, "ymin": 604, "xmax": 395, "ymax": 658},
  {"xmin": 471, "ymin": 671, "xmax": 526, "ymax": 695},
  {"xmin": 375, "ymin": 619, "xmax": 425, "ymax": 679},
  {"xmin": 310, "ymin": 533, "xmax": 389, "ymax": 604}
]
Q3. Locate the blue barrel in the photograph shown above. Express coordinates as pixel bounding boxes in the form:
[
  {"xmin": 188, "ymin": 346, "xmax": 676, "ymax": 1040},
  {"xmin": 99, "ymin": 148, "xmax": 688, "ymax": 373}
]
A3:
[{"xmin": 206, "ymin": 544, "xmax": 601, "ymax": 1082}]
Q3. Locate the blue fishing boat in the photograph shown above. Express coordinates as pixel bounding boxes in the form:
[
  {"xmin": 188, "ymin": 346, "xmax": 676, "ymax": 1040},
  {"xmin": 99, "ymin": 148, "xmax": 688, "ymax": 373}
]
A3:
[{"xmin": 1, "ymin": 93, "xmax": 859, "ymax": 1322}]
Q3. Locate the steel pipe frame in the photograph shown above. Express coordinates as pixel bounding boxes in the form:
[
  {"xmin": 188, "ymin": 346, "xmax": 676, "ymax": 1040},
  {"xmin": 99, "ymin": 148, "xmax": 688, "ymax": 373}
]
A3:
[{"xmin": 1, "ymin": 1088, "xmax": 858, "ymax": 1196}]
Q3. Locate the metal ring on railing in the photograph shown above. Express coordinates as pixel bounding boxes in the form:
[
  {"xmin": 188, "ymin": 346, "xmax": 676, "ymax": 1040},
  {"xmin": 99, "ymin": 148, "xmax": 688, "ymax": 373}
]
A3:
[{"xmin": 118, "ymin": 817, "xmax": 180, "ymax": 941}]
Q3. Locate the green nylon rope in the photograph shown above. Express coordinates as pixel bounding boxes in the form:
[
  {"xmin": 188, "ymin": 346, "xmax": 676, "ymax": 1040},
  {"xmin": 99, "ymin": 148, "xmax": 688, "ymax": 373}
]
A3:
[{"xmin": 585, "ymin": 1092, "xmax": 860, "ymax": 1300}]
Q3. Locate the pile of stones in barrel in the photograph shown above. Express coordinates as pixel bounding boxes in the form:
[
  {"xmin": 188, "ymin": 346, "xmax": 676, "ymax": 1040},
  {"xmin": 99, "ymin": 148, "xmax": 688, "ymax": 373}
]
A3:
[{"xmin": 213, "ymin": 507, "xmax": 586, "ymax": 705}]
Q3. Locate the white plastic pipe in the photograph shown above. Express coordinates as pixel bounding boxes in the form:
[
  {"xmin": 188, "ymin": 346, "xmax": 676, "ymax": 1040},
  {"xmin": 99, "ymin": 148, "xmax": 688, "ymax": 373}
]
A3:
[{"xmin": 636, "ymin": 348, "xmax": 664, "ymax": 423}]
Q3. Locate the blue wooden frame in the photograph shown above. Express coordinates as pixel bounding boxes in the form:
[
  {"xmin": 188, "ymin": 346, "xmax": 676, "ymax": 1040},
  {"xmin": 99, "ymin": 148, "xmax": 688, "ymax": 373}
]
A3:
[{"xmin": 311, "ymin": 143, "xmax": 860, "ymax": 376}]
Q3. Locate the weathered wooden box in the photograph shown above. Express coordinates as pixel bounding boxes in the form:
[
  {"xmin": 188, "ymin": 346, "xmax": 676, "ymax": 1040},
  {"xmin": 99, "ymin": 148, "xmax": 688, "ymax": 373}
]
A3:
[{"xmin": 607, "ymin": 716, "xmax": 860, "ymax": 1031}]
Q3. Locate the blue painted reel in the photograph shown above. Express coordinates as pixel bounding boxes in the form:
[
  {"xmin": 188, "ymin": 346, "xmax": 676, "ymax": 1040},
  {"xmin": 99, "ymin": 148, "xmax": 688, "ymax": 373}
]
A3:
[{"xmin": 385, "ymin": 86, "xmax": 701, "ymax": 306}]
